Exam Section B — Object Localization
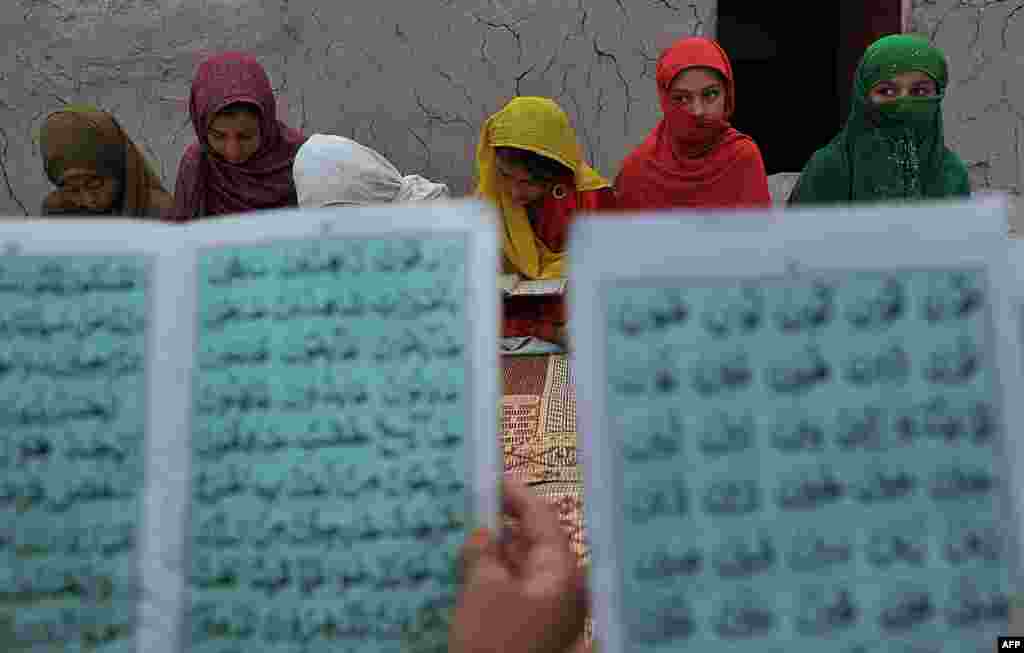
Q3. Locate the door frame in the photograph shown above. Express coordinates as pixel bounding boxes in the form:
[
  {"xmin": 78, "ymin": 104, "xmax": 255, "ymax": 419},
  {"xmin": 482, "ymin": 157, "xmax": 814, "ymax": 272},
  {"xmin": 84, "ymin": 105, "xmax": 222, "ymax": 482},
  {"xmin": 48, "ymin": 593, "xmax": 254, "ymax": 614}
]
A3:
[{"xmin": 836, "ymin": 0, "xmax": 906, "ymax": 124}]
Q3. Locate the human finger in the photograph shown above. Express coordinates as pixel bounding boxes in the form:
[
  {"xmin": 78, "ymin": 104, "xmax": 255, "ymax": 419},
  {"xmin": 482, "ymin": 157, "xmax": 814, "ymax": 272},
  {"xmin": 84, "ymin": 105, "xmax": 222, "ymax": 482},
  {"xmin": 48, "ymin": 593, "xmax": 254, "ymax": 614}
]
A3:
[
  {"xmin": 500, "ymin": 479, "xmax": 566, "ymax": 547},
  {"xmin": 457, "ymin": 527, "xmax": 499, "ymax": 585}
]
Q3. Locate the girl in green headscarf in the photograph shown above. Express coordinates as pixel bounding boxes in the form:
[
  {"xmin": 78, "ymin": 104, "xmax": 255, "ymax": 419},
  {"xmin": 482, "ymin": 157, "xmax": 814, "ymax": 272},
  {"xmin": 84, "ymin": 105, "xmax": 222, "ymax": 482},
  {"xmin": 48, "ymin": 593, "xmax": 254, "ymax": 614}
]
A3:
[{"xmin": 789, "ymin": 34, "xmax": 970, "ymax": 205}]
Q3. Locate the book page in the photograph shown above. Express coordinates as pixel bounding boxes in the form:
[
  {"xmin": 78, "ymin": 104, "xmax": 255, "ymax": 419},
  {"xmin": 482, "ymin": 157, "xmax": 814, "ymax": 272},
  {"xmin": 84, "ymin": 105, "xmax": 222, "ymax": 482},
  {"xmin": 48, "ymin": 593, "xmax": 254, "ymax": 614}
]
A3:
[
  {"xmin": 571, "ymin": 198, "xmax": 1022, "ymax": 653},
  {"xmin": 509, "ymin": 278, "xmax": 567, "ymax": 297},
  {"xmin": 0, "ymin": 220, "xmax": 189, "ymax": 653},
  {"xmin": 1010, "ymin": 238, "xmax": 1024, "ymax": 636},
  {"xmin": 499, "ymin": 273, "xmax": 521, "ymax": 294},
  {"xmin": 181, "ymin": 202, "xmax": 499, "ymax": 653}
]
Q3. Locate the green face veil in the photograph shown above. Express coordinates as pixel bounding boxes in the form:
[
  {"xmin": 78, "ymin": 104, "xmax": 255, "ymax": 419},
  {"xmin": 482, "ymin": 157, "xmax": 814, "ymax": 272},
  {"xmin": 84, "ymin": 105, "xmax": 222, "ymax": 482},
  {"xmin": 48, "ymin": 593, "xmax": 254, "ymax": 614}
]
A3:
[{"xmin": 790, "ymin": 34, "xmax": 971, "ymax": 204}]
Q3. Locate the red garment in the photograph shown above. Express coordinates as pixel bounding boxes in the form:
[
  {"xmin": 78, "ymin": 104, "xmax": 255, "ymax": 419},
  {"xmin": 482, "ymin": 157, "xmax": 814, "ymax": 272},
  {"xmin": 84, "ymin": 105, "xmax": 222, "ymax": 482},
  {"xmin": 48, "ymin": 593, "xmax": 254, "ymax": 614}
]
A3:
[
  {"xmin": 168, "ymin": 52, "xmax": 307, "ymax": 221},
  {"xmin": 503, "ymin": 186, "xmax": 617, "ymax": 340},
  {"xmin": 615, "ymin": 37, "xmax": 771, "ymax": 211}
]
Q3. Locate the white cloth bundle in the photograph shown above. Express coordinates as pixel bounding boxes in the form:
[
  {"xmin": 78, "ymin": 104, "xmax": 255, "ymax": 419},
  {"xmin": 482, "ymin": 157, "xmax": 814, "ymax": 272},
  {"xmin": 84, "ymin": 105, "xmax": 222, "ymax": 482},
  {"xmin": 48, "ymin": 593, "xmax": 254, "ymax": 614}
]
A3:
[{"xmin": 294, "ymin": 133, "xmax": 449, "ymax": 208}]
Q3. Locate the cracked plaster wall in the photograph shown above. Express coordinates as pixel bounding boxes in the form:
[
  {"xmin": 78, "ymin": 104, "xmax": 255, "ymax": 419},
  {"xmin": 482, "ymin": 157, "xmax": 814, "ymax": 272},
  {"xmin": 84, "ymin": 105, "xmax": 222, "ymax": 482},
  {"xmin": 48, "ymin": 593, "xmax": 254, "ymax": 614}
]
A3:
[
  {"xmin": 0, "ymin": 0, "xmax": 1019, "ymax": 219},
  {"xmin": 912, "ymin": 0, "xmax": 1024, "ymax": 210},
  {"xmin": 0, "ymin": 0, "xmax": 714, "ymax": 216}
]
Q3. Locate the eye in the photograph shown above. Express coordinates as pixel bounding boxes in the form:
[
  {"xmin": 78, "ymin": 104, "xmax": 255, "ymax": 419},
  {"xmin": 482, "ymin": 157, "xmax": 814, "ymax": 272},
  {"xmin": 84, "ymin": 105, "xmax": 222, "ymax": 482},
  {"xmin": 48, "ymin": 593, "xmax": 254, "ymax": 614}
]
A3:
[
  {"xmin": 88, "ymin": 178, "xmax": 105, "ymax": 190},
  {"xmin": 704, "ymin": 88, "xmax": 720, "ymax": 99}
]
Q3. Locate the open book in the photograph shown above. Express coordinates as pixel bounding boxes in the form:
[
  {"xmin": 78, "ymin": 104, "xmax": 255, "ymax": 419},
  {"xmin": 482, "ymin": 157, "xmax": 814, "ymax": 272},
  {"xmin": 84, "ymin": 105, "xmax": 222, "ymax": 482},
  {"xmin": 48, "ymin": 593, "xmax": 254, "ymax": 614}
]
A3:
[
  {"xmin": 499, "ymin": 272, "xmax": 567, "ymax": 297},
  {"xmin": 570, "ymin": 196, "xmax": 1023, "ymax": 653},
  {"xmin": 0, "ymin": 201, "xmax": 500, "ymax": 653}
]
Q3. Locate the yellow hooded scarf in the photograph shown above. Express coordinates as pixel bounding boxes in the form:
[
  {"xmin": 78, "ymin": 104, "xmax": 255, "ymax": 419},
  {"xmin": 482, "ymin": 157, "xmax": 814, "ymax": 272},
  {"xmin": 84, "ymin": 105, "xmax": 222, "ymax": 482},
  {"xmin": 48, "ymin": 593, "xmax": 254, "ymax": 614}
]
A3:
[{"xmin": 475, "ymin": 97, "xmax": 610, "ymax": 279}]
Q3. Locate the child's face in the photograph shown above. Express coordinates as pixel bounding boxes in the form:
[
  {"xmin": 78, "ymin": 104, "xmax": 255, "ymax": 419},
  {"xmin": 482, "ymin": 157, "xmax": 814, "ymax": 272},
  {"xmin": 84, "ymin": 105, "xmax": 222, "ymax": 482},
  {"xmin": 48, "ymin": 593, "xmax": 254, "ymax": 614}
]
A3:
[
  {"xmin": 59, "ymin": 168, "xmax": 120, "ymax": 213},
  {"xmin": 495, "ymin": 154, "xmax": 551, "ymax": 207},
  {"xmin": 207, "ymin": 109, "xmax": 262, "ymax": 164},
  {"xmin": 667, "ymin": 67, "xmax": 726, "ymax": 122},
  {"xmin": 868, "ymin": 70, "xmax": 938, "ymax": 104}
]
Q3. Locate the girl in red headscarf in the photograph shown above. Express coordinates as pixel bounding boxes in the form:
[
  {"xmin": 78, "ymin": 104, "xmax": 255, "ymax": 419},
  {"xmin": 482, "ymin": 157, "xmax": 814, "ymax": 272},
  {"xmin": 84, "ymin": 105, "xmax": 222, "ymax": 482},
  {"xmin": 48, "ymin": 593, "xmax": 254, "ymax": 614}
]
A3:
[
  {"xmin": 168, "ymin": 52, "xmax": 307, "ymax": 221},
  {"xmin": 616, "ymin": 37, "xmax": 771, "ymax": 210}
]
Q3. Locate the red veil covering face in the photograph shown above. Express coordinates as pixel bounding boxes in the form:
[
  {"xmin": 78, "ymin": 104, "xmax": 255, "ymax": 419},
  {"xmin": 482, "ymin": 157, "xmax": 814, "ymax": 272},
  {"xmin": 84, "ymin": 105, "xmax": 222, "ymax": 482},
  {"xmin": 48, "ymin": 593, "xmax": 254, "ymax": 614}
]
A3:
[
  {"xmin": 615, "ymin": 37, "xmax": 771, "ymax": 210},
  {"xmin": 168, "ymin": 52, "xmax": 307, "ymax": 221}
]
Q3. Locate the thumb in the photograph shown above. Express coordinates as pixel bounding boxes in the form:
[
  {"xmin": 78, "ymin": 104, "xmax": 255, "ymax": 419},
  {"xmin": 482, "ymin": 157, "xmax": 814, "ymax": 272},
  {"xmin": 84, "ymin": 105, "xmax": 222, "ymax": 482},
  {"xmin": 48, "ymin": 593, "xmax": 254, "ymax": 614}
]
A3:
[
  {"xmin": 457, "ymin": 527, "xmax": 508, "ymax": 587},
  {"xmin": 573, "ymin": 564, "xmax": 591, "ymax": 615}
]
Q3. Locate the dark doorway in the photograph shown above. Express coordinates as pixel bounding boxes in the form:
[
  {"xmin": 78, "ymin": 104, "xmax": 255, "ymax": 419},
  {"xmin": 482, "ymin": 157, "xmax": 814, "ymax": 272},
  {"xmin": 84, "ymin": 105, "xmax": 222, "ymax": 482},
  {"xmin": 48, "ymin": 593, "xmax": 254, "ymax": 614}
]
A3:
[
  {"xmin": 835, "ymin": 1, "xmax": 907, "ymax": 125},
  {"xmin": 716, "ymin": 1, "xmax": 904, "ymax": 175}
]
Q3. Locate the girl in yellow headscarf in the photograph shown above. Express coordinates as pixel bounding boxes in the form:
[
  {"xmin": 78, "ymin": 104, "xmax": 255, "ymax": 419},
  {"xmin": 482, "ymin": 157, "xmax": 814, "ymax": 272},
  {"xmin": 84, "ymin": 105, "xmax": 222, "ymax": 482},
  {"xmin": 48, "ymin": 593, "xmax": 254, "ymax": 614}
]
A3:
[{"xmin": 476, "ymin": 97, "xmax": 616, "ymax": 345}]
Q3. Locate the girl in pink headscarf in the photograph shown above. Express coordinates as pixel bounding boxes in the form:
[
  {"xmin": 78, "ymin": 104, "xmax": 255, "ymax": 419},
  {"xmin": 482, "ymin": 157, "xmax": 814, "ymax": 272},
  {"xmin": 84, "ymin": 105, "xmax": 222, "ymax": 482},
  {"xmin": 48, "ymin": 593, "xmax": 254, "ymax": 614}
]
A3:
[{"xmin": 168, "ymin": 52, "xmax": 307, "ymax": 221}]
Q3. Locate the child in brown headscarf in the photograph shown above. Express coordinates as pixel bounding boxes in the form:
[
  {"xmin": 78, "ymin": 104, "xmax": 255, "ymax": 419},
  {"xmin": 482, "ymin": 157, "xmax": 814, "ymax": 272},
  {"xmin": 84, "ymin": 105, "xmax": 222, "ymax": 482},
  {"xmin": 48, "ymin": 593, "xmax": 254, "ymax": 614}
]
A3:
[{"xmin": 39, "ymin": 105, "xmax": 172, "ymax": 218}]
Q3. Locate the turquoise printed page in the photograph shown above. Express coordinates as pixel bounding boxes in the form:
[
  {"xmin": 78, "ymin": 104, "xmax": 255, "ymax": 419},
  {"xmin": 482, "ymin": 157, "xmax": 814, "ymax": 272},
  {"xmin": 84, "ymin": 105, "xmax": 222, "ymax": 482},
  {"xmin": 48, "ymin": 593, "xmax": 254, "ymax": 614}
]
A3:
[
  {"xmin": 0, "ymin": 255, "xmax": 150, "ymax": 653},
  {"xmin": 605, "ymin": 269, "xmax": 1012, "ymax": 653},
  {"xmin": 187, "ymin": 235, "xmax": 470, "ymax": 653}
]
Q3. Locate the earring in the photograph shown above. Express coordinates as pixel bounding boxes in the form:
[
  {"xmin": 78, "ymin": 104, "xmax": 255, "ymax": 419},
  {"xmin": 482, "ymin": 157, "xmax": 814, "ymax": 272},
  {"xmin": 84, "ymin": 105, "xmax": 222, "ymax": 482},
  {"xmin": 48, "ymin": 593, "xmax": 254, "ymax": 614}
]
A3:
[{"xmin": 551, "ymin": 183, "xmax": 568, "ymax": 200}]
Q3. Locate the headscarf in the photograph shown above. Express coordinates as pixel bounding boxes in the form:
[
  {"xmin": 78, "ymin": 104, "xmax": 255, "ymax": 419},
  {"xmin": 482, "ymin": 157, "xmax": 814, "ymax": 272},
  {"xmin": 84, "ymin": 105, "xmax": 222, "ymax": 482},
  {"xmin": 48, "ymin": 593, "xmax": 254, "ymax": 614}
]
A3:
[
  {"xmin": 789, "ymin": 34, "xmax": 971, "ymax": 204},
  {"xmin": 39, "ymin": 105, "xmax": 172, "ymax": 217},
  {"xmin": 475, "ymin": 97, "xmax": 611, "ymax": 279},
  {"xmin": 293, "ymin": 134, "xmax": 449, "ymax": 208},
  {"xmin": 169, "ymin": 52, "xmax": 307, "ymax": 221},
  {"xmin": 615, "ymin": 37, "xmax": 771, "ymax": 210}
]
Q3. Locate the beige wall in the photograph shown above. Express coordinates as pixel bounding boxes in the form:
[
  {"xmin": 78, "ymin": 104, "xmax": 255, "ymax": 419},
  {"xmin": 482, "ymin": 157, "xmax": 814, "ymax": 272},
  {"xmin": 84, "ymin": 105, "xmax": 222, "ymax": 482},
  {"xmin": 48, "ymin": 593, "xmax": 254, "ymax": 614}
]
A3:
[{"xmin": 912, "ymin": 0, "xmax": 1023, "ymax": 212}]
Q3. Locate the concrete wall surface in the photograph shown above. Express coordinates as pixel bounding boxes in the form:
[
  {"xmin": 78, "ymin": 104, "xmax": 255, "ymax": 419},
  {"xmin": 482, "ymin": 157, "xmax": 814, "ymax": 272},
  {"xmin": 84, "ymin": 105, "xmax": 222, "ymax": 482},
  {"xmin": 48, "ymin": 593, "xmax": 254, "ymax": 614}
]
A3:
[{"xmin": 911, "ymin": 0, "xmax": 1023, "ymax": 206}]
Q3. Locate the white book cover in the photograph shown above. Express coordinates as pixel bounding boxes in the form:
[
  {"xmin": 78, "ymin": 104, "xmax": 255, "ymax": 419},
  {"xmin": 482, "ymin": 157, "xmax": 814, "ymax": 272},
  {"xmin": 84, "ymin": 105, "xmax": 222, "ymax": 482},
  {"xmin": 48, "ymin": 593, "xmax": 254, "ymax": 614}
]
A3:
[
  {"xmin": 0, "ymin": 200, "xmax": 501, "ymax": 653},
  {"xmin": 570, "ymin": 196, "xmax": 1022, "ymax": 653}
]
